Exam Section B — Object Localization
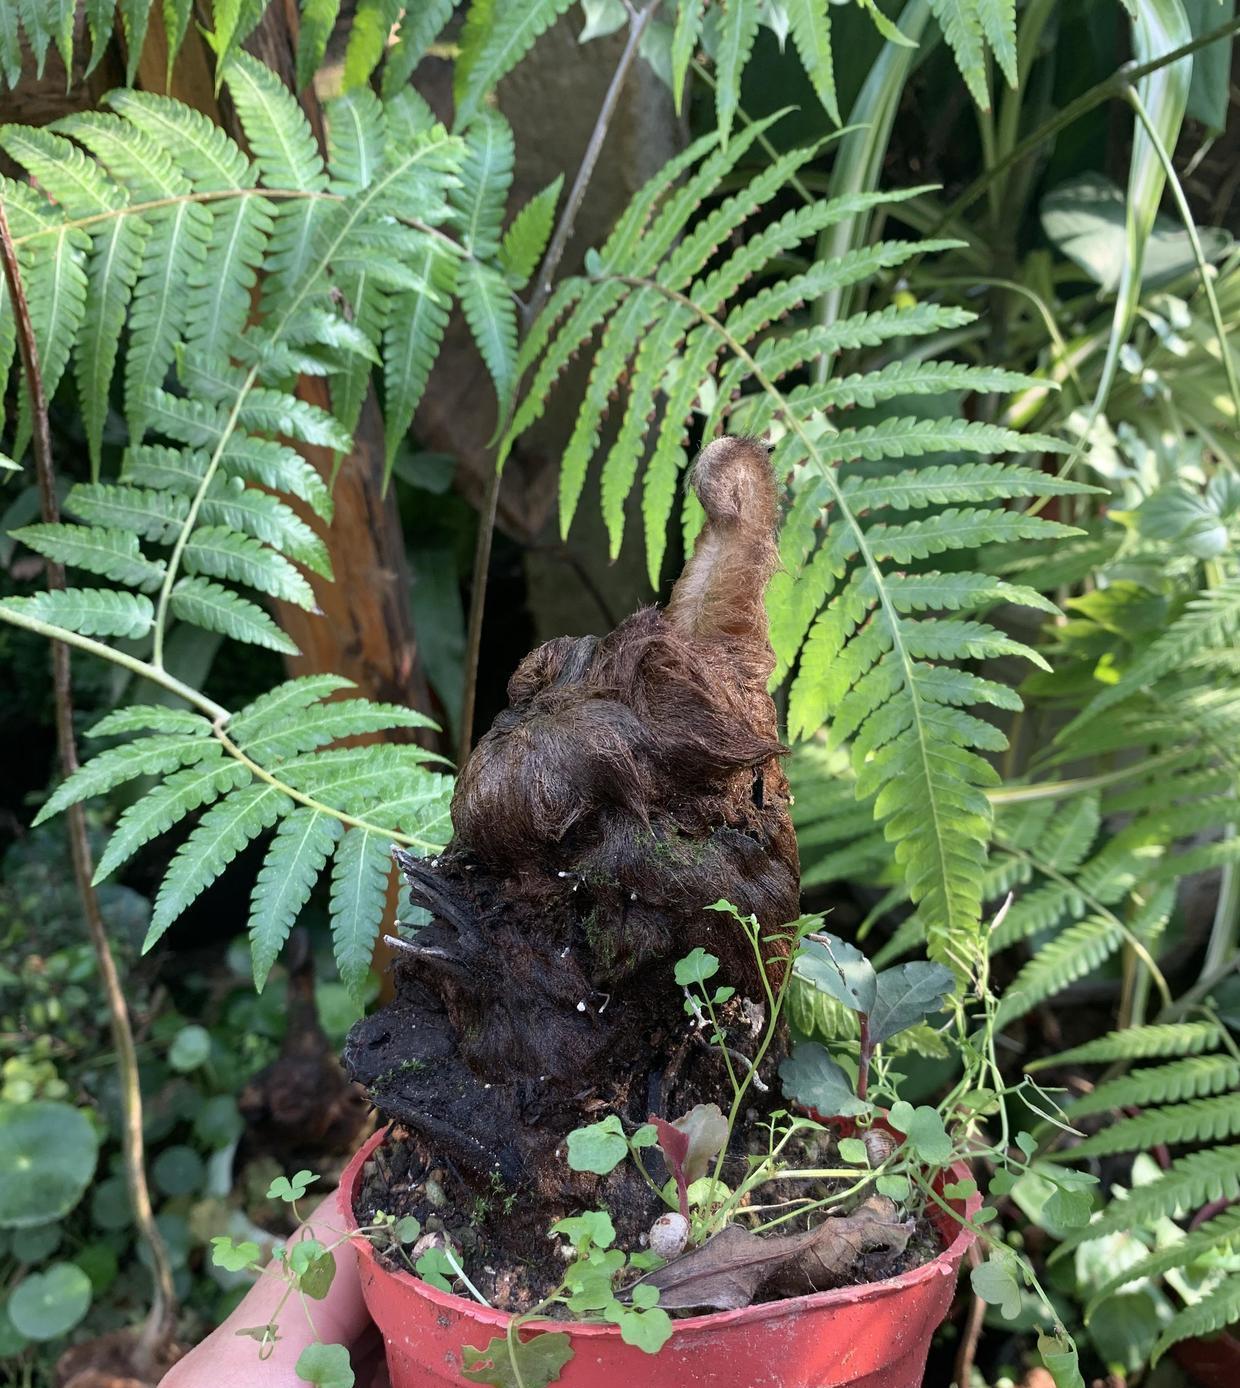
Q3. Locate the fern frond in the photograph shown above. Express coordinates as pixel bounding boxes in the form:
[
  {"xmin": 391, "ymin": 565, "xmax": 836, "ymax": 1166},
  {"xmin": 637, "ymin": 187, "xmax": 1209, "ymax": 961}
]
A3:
[
  {"xmin": 86, "ymin": 705, "xmax": 211, "ymax": 738},
  {"xmin": 229, "ymin": 676, "xmax": 357, "ymax": 741},
  {"xmin": 498, "ymin": 175, "xmax": 561, "ymax": 288},
  {"xmin": 222, "ymin": 53, "xmax": 330, "ymax": 316},
  {"xmin": 169, "ymin": 577, "xmax": 297, "ymax": 654},
  {"xmin": 1057, "ymin": 1095, "xmax": 1240, "ymax": 1161},
  {"xmin": 236, "ymin": 698, "xmax": 437, "ymax": 763},
  {"xmin": 250, "ymin": 808, "xmax": 344, "ymax": 989},
  {"xmin": 1053, "ymin": 1147, "xmax": 1240, "ymax": 1255},
  {"xmin": 1085, "ymin": 1206, "xmax": 1240, "ymax": 1313},
  {"xmin": 34, "ymin": 734, "xmax": 224, "ymax": 826},
  {"xmin": 454, "ymin": 0, "xmax": 577, "ymax": 128},
  {"xmin": 93, "ymin": 761, "xmax": 251, "ymax": 883},
  {"xmin": 12, "ymin": 523, "xmax": 165, "ymax": 591},
  {"xmin": 995, "ymin": 888, "xmax": 1172, "ymax": 1028},
  {"xmin": 381, "ymin": 0, "xmax": 456, "ymax": 97},
  {"xmin": 714, "ymin": 0, "xmax": 761, "ymax": 146},
  {"xmin": 453, "ymin": 112, "xmax": 514, "ymax": 260},
  {"xmin": 1030, "ymin": 1022, "xmax": 1224, "ymax": 1071},
  {"xmin": 330, "ymin": 828, "xmax": 392, "ymax": 1001},
  {"xmin": 1063, "ymin": 580, "xmax": 1240, "ymax": 736},
  {"xmin": 1153, "ymin": 1273, "xmax": 1240, "ymax": 1364},
  {"xmin": 458, "ymin": 259, "xmax": 517, "ymax": 405},
  {"xmin": 182, "ymin": 527, "xmax": 317, "ymax": 610},
  {"xmin": 145, "ymin": 782, "xmax": 291, "ymax": 950},
  {"xmin": 382, "ymin": 242, "xmax": 457, "ymax": 472},
  {"xmin": 0, "ymin": 588, "xmax": 153, "ymax": 640},
  {"xmin": 785, "ymin": 0, "xmax": 839, "ymax": 125},
  {"xmin": 1065, "ymin": 1054, "xmax": 1240, "ymax": 1120}
]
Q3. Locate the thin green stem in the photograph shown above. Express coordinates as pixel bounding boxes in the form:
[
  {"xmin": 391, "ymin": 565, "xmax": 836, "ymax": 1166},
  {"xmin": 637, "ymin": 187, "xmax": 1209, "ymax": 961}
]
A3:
[
  {"xmin": 1127, "ymin": 85, "xmax": 1240, "ymax": 423},
  {"xmin": 986, "ymin": 750, "xmax": 1190, "ymax": 806}
]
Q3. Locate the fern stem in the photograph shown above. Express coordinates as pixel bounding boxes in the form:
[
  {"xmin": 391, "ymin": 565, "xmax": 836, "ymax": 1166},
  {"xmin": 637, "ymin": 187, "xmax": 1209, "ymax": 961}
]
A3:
[
  {"xmin": 458, "ymin": 0, "xmax": 660, "ymax": 764},
  {"xmin": 0, "ymin": 605, "xmax": 231, "ymax": 720},
  {"xmin": 0, "ymin": 203, "xmax": 178, "ymax": 1372},
  {"xmin": 986, "ymin": 751, "xmax": 1189, "ymax": 806},
  {"xmin": 8, "ymin": 187, "xmax": 335, "ymax": 246},
  {"xmin": 211, "ymin": 724, "xmax": 443, "ymax": 851}
]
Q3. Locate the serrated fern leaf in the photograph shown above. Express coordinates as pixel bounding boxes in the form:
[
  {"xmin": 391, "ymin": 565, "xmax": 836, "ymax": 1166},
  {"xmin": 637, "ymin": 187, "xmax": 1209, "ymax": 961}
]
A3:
[
  {"xmin": 229, "ymin": 675, "xmax": 357, "ymax": 742},
  {"xmin": 714, "ymin": 0, "xmax": 760, "ymax": 146},
  {"xmin": 1054, "ymin": 1147, "xmax": 1240, "ymax": 1255},
  {"xmin": 453, "ymin": 111, "xmax": 514, "ymax": 260},
  {"xmin": 785, "ymin": 0, "xmax": 839, "ymax": 125},
  {"xmin": 1153, "ymin": 1273, "xmax": 1240, "ymax": 1364},
  {"xmin": 169, "ymin": 577, "xmax": 301, "ymax": 655},
  {"xmin": 93, "ymin": 760, "xmax": 251, "ymax": 883},
  {"xmin": 1029, "ymin": 1021, "xmax": 1224, "ymax": 1072},
  {"xmin": 182, "ymin": 527, "xmax": 317, "ymax": 610},
  {"xmin": 34, "ymin": 734, "xmax": 223, "ymax": 826},
  {"xmin": 381, "ymin": 0, "xmax": 455, "ymax": 97},
  {"xmin": 1086, "ymin": 1206, "xmax": 1240, "ymax": 1313},
  {"xmin": 1057, "ymin": 1095, "xmax": 1240, "ymax": 1161},
  {"xmin": 87, "ymin": 705, "xmax": 211, "ymax": 738},
  {"xmin": 250, "ymin": 808, "xmax": 343, "ymax": 989},
  {"xmin": 12, "ymin": 524, "xmax": 165, "ymax": 590},
  {"xmin": 382, "ymin": 242, "xmax": 457, "ymax": 473},
  {"xmin": 498, "ymin": 175, "xmax": 561, "ymax": 288},
  {"xmin": 330, "ymin": 828, "xmax": 392, "ymax": 1001},
  {"xmin": 145, "ymin": 782, "xmax": 290, "ymax": 950},
  {"xmin": 454, "ymin": 0, "xmax": 577, "ymax": 128},
  {"xmin": 459, "ymin": 258, "xmax": 517, "ymax": 406},
  {"xmin": 237, "ymin": 698, "xmax": 438, "ymax": 763},
  {"xmin": 1064, "ymin": 1054, "xmax": 1240, "ymax": 1121},
  {"xmin": 0, "ymin": 588, "xmax": 153, "ymax": 639}
]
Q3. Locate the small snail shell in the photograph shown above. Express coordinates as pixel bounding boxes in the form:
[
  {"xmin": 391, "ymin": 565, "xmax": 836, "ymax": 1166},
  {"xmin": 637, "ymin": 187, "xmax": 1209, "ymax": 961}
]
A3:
[{"xmin": 649, "ymin": 1212, "xmax": 689, "ymax": 1260}]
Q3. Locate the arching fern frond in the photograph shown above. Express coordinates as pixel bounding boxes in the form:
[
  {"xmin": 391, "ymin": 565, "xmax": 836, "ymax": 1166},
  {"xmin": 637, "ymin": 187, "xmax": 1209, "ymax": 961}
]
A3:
[{"xmin": 505, "ymin": 136, "xmax": 1087, "ymax": 982}]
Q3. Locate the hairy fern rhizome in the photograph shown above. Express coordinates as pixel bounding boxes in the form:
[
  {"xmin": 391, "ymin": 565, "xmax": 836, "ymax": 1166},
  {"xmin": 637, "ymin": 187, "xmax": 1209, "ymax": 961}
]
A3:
[
  {"xmin": 0, "ymin": 56, "xmax": 551, "ymax": 993},
  {"xmin": 502, "ymin": 126, "xmax": 1092, "ymax": 981}
]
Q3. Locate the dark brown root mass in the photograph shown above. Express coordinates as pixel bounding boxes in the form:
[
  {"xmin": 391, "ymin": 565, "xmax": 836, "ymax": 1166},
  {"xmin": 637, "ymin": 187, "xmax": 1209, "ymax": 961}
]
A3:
[{"xmin": 343, "ymin": 437, "xmax": 801, "ymax": 1246}]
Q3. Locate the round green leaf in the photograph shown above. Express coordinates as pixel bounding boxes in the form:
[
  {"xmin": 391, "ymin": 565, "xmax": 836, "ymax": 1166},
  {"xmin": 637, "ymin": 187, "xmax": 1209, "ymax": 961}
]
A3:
[
  {"xmin": 673, "ymin": 948, "xmax": 719, "ymax": 987},
  {"xmin": 168, "ymin": 1024, "xmax": 212, "ymax": 1072},
  {"xmin": 153, "ymin": 1144, "xmax": 206, "ymax": 1197},
  {"xmin": 296, "ymin": 1340, "xmax": 354, "ymax": 1388},
  {"xmin": 193, "ymin": 1095, "xmax": 244, "ymax": 1149},
  {"xmin": 565, "ymin": 1116, "xmax": 628, "ymax": 1175},
  {"xmin": 0, "ymin": 1102, "xmax": 98, "ymax": 1229},
  {"xmin": 11, "ymin": 1223, "xmax": 61, "ymax": 1264},
  {"xmin": 778, "ymin": 1043, "xmax": 869, "ymax": 1118},
  {"xmin": 90, "ymin": 1176, "xmax": 132, "ymax": 1231},
  {"xmin": 7, "ymin": 1262, "xmax": 92, "ymax": 1340}
]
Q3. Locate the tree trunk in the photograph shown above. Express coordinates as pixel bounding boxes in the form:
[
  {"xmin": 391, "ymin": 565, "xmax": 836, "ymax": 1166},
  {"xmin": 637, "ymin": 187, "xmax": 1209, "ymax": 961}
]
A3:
[{"xmin": 344, "ymin": 440, "xmax": 800, "ymax": 1234}]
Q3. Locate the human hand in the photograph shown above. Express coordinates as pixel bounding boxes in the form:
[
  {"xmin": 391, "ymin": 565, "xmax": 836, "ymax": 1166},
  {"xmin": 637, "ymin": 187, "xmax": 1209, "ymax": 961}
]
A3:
[{"xmin": 160, "ymin": 1189, "xmax": 388, "ymax": 1388}]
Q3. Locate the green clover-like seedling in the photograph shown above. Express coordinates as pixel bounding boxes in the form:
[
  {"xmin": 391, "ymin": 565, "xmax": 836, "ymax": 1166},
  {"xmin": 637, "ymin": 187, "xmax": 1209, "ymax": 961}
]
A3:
[
  {"xmin": 565, "ymin": 1116, "xmax": 628, "ymax": 1174},
  {"xmin": 837, "ymin": 1137, "xmax": 869, "ymax": 1166},
  {"xmin": 288, "ymin": 1238, "xmax": 336, "ymax": 1301},
  {"xmin": 550, "ymin": 1210, "xmax": 615, "ymax": 1252},
  {"xmin": 604, "ymin": 1301, "xmax": 673, "ymax": 1354},
  {"xmin": 295, "ymin": 1341, "xmax": 354, "ymax": 1388},
  {"xmin": 394, "ymin": 1215, "xmax": 422, "ymax": 1244},
  {"xmin": 970, "ymin": 1253, "xmax": 1024, "ymax": 1321},
  {"xmin": 673, "ymin": 948, "xmax": 719, "ymax": 987},
  {"xmin": 415, "ymin": 1246, "xmax": 457, "ymax": 1293},
  {"xmin": 211, "ymin": 1235, "xmax": 261, "ymax": 1272},
  {"xmin": 268, "ymin": 1169, "xmax": 319, "ymax": 1203}
]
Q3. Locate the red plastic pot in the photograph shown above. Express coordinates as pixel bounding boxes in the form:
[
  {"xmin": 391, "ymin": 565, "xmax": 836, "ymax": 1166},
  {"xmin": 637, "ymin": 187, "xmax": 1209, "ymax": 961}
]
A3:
[{"xmin": 341, "ymin": 1125, "xmax": 979, "ymax": 1388}]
